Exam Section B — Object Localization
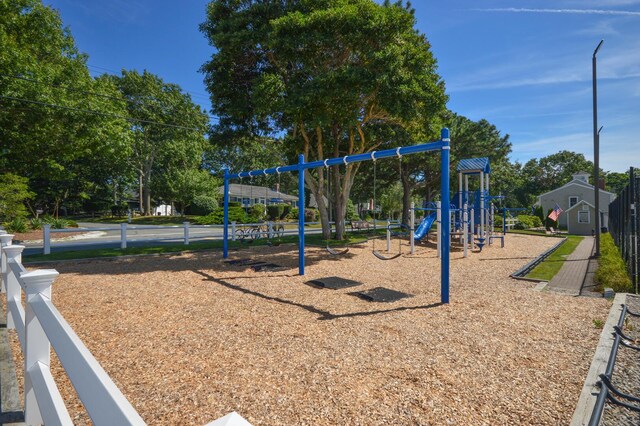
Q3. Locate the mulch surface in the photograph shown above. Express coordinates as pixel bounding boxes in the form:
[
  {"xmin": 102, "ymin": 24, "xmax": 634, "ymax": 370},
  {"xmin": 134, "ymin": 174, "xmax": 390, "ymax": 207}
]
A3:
[{"xmin": 6, "ymin": 234, "xmax": 610, "ymax": 425}]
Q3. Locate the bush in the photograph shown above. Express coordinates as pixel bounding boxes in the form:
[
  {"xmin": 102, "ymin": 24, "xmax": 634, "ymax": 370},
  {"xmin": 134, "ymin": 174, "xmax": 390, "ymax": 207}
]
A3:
[
  {"xmin": 110, "ymin": 202, "xmax": 129, "ymax": 217},
  {"xmin": 50, "ymin": 218, "xmax": 70, "ymax": 229},
  {"xmin": 287, "ymin": 208, "xmax": 299, "ymax": 220},
  {"xmin": 228, "ymin": 201, "xmax": 241, "ymax": 207},
  {"xmin": 516, "ymin": 215, "xmax": 542, "ymax": 229},
  {"xmin": 280, "ymin": 204, "xmax": 291, "ymax": 219},
  {"xmin": 249, "ymin": 204, "xmax": 266, "ymax": 222},
  {"xmin": 346, "ymin": 199, "xmax": 360, "ymax": 221},
  {"xmin": 494, "ymin": 215, "xmax": 503, "ymax": 227},
  {"xmin": 304, "ymin": 208, "xmax": 318, "ymax": 222},
  {"xmin": 596, "ymin": 233, "xmax": 633, "ymax": 293},
  {"xmin": 4, "ymin": 217, "xmax": 28, "ymax": 233},
  {"xmin": 30, "ymin": 217, "xmax": 44, "ymax": 230},
  {"xmin": 195, "ymin": 206, "xmax": 248, "ymax": 225},
  {"xmin": 266, "ymin": 204, "xmax": 285, "ymax": 221},
  {"xmin": 191, "ymin": 195, "xmax": 218, "ymax": 216}
]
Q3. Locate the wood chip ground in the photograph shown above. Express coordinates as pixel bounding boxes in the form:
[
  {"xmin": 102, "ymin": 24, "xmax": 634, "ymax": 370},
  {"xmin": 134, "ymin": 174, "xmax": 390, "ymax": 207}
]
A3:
[{"xmin": 5, "ymin": 234, "xmax": 610, "ymax": 425}]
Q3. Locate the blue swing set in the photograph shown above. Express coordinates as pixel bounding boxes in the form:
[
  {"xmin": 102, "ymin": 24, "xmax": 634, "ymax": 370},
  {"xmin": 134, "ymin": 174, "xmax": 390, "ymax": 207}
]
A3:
[{"xmin": 222, "ymin": 128, "xmax": 452, "ymax": 304}]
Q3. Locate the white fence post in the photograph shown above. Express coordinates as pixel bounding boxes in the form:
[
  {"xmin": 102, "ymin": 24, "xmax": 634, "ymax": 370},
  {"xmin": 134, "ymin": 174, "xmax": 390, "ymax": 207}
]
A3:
[
  {"xmin": 3, "ymin": 244, "xmax": 23, "ymax": 331},
  {"xmin": 268, "ymin": 222, "xmax": 273, "ymax": 239},
  {"xmin": 184, "ymin": 221, "xmax": 190, "ymax": 245},
  {"xmin": 386, "ymin": 219, "xmax": 391, "ymax": 253},
  {"xmin": 120, "ymin": 223, "xmax": 127, "ymax": 249},
  {"xmin": 1, "ymin": 233, "xmax": 14, "ymax": 293},
  {"xmin": 463, "ymin": 204, "xmax": 468, "ymax": 258},
  {"xmin": 43, "ymin": 224, "xmax": 51, "ymax": 255},
  {"xmin": 470, "ymin": 208, "xmax": 475, "ymax": 250},
  {"xmin": 232, "ymin": 221, "xmax": 236, "ymax": 242},
  {"xmin": 22, "ymin": 269, "xmax": 59, "ymax": 426}
]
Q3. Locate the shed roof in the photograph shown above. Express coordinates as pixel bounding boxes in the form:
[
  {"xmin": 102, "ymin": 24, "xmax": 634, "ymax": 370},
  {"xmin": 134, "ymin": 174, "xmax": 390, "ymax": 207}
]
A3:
[{"xmin": 457, "ymin": 157, "xmax": 490, "ymax": 174}]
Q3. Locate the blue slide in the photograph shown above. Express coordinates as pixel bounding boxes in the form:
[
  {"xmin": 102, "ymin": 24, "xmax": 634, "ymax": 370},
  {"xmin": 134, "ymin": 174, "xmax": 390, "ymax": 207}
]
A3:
[{"xmin": 413, "ymin": 212, "xmax": 437, "ymax": 241}]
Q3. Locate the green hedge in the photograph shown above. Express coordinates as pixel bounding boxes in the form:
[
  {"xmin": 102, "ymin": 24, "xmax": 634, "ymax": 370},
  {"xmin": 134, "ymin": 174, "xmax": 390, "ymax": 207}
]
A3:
[
  {"xmin": 515, "ymin": 215, "xmax": 542, "ymax": 229},
  {"xmin": 195, "ymin": 207, "xmax": 247, "ymax": 225},
  {"xmin": 266, "ymin": 204, "xmax": 290, "ymax": 221},
  {"xmin": 190, "ymin": 195, "xmax": 218, "ymax": 216},
  {"xmin": 596, "ymin": 233, "xmax": 632, "ymax": 293}
]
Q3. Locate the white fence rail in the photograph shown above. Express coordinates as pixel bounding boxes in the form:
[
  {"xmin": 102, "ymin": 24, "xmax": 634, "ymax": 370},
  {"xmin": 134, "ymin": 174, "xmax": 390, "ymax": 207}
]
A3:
[{"xmin": 0, "ymin": 230, "xmax": 251, "ymax": 425}]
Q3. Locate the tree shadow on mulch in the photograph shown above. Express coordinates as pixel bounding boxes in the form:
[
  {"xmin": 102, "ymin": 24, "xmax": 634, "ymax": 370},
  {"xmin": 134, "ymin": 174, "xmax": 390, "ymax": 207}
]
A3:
[
  {"xmin": 193, "ymin": 270, "xmax": 443, "ymax": 321},
  {"xmin": 40, "ymin": 244, "xmax": 356, "ymax": 276}
]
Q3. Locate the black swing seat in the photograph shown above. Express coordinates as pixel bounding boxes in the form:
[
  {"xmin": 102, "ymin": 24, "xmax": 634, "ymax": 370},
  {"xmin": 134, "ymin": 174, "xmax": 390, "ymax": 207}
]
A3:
[
  {"xmin": 326, "ymin": 246, "xmax": 349, "ymax": 256},
  {"xmin": 372, "ymin": 250, "xmax": 402, "ymax": 261}
]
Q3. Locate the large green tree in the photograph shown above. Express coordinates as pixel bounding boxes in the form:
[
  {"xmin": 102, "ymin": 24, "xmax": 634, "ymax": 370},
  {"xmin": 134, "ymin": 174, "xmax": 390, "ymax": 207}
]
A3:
[
  {"xmin": 201, "ymin": 0, "xmax": 447, "ymax": 239},
  {"xmin": 0, "ymin": 0, "xmax": 131, "ymax": 215},
  {"xmin": 107, "ymin": 70, "xmax": 209, "ymax": 215}
]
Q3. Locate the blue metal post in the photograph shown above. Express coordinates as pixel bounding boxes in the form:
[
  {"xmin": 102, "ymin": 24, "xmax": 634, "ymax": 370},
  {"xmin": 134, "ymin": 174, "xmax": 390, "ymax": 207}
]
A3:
[
  {"xmin": 298, "ymin": 154, "xmax": 305, "ymax": 275},
  {"xmin": 440, "ymin": 128, "xmax": 450, "ymax": 304},
  {"xmin": 223, "ymin": 169, "xmax": 230, "ymax": 259}
]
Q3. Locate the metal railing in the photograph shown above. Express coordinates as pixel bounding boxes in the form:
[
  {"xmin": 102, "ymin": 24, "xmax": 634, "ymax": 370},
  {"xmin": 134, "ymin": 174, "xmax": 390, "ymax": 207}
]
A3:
[
  {"xmin": 510, "ymin": 237, "xmax": 567, "ymax": 280},
  {"xmin": 588, "ymin": 303, "xmax": 640, "ymax": 425},
  {"xmin": 608, "ymin": 167, "xmax": 639, "ymax": 293},
  {"xmin": 0, "ymin": 231, "xmax": 251, "ymax": 425}
]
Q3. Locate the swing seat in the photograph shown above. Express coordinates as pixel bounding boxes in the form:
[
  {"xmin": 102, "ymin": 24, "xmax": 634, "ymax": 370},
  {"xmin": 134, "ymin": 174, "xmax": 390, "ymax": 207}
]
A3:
[
  {"xmin": 372, "ymin": 250, "xmax": 402, "ymax": 261},
  {"xmin": 326, "ymin": 246, "xmax": 349, "ymax": 256}
]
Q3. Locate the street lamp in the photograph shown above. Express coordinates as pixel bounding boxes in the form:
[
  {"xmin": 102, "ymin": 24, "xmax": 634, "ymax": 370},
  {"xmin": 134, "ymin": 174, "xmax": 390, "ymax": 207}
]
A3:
[{"xmin": 593, "ymin": 39, "xmax": 603, "ymax": 257}]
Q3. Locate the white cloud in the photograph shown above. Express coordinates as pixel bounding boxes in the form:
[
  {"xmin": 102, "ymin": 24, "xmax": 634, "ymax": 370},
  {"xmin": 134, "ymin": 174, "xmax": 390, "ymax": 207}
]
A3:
[{"xmin": 473, "ymin": 8, "xmax": 640, "ymax": 17}]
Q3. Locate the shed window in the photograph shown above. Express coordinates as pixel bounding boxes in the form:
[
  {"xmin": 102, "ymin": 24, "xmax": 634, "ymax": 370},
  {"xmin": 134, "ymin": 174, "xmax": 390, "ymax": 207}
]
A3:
[
  {"xmin": 578, "ymin": 211, "xmax": 590, "ymax": 224},
  {"xmin": 569, "ymin": 196, "xmax": 579, "ymax": 208}
]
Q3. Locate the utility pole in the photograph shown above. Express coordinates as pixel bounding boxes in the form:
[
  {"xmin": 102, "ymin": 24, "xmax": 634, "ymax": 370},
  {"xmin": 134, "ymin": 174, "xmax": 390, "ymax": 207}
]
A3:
[{"xmin": 593, "ymin": 39, "xmax": 604, "ymax": 257}]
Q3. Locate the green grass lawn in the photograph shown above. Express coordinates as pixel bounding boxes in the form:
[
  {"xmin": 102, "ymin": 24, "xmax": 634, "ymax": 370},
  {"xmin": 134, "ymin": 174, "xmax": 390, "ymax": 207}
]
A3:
[
  {"xmin": 23, "ymin": 228, "xmax": 384, "ymax": 263},
  {"xmin": 525, "ymin": 235, "xmax": 584, "ymax": 281}
]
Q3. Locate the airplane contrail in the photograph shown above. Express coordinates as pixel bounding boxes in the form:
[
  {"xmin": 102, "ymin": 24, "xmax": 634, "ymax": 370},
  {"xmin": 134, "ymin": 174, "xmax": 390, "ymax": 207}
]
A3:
[{"xmin": 473, "ymin": 8, "xmax": 640, "ymax": 16}]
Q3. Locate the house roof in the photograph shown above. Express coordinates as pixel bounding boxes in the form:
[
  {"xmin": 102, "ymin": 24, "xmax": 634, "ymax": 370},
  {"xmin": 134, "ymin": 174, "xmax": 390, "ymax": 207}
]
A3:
[
  {"xmin": 536, "ymin": 178, "xmax": 616, "ymax": 199},
  {"xmin": 457, "ymin": 157, "xmax": 490, "ymax": 174},
  {"xmin": 219, "ymin": 184, "xmax": 297, "ymax": 202},
  {"xmin": 564, "ymin": 199, "xmax": 603, "ymax": 214}
]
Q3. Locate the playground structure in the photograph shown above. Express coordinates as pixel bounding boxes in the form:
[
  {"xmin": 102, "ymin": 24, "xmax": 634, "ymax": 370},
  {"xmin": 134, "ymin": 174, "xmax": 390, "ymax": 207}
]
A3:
[
  {"xmin": 223, "ymin": 128, "xmax": 452, "ymax": 304},
  {"xmin": 406, "ymin": 157, "xmax": 504, "ymax": 258}
]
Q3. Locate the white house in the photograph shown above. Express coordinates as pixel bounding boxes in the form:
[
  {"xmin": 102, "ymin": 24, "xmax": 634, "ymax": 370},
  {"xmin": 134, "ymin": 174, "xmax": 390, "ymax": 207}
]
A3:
[{"xmin": 536, "ymin": 172, "xmax": 616, "ymax": 230}]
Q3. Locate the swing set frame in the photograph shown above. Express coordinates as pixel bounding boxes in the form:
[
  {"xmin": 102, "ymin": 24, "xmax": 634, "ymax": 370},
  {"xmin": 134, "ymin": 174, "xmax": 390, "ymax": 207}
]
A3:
[{"xmin": 222, "ymin": 128, "xmax": 452, "ymax": 304}]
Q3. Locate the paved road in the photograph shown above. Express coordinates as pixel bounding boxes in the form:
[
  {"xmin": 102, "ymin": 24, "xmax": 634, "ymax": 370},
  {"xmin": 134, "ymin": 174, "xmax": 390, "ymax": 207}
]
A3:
[{"xmin": 22, "ymin": 222, "xmax": 322, "ymax": 256}]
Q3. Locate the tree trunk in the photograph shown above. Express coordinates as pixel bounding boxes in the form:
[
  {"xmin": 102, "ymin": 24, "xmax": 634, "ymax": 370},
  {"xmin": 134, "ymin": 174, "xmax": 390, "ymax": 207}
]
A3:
[
  {"xmin": 142, "ymin": 171, "xmax": 152, "ymax": 216},
  {"xmin": 400, "ymin": 169, "xmax": 413, "ymax": 225},
  {"xmin": 304, "ymin": 170, "xmax": 331, "ymax": 240},
  {"xmin": 139, "ymin": 173, "xmax": 144, "ymax": 215}
]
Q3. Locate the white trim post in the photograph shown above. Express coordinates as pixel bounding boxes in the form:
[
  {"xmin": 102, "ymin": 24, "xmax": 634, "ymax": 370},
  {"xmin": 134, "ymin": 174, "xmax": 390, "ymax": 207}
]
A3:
[
  {"xmin": 3, "ymin": 244, "xmax": 22, "ymax": 331},
  {"xmin": 22, "ymin": 269, "xmax": 59, "ymax": 426},
  {"xmin": 458, "ymin": 172, "xmax": 463, "ymax": 229},
  {"xmin": 43, "ymin": 224, "xmax": 51, "ymax": 255},
  {"xmin": 436, "ymin": 201, "xmax": 441, "ymax": 258},
  {"xmin": 410, "ymin": 202, "xmax": 415, "ymax": 255},
  {"xmin": 183, "ymin": 221, "xmax": 190, "ymax": 245},
  {"xmin": 0, "ymin": 233, "xmax": 14, "ymax": 293},
  {"xmin": 231, "ymin": 221, "xmax": 236, "ymax": 242},
  {"xmin": 120, "ymin": 223, "xmax": 127, "ymax": 249},
  {"xmin": 268, "ymin": 221, "xmax": 273, "ymax": 239}
]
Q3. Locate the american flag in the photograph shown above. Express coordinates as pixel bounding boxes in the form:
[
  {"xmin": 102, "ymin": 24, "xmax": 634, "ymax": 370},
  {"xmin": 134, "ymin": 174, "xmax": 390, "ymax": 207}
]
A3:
[{"xmin": 548, "ymin": 203, "xmax": 563, "ymax": 221}]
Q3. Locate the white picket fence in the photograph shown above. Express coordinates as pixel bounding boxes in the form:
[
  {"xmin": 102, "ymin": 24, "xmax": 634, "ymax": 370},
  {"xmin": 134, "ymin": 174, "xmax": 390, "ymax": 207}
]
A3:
[{"xmin": 0, "ymin": 231, "xmax": 251, "ymax": 425}]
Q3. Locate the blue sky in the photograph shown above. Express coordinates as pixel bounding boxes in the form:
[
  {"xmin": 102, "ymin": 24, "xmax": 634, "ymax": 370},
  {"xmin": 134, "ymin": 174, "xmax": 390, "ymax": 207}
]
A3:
[{"xmin": 45, "ymin": 0, "xmax": 639, "ymax": 172}]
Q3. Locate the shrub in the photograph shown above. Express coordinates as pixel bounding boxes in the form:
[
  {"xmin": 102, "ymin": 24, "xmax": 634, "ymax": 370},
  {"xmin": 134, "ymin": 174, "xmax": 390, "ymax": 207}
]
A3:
[
  {"xmin": 516, "ymin": 215, "xmax": 542, "ymax": 229},
  {"xmin": 110, "ymin": 202, "xmax": 129, "ymax": 217},
  {"xmin": 191, "ymin": 195, "xmax": 218, "ymax": 216},
  {"xmin": 228, "ymin": 201, "xmax": 241, "ymax": 207},
  {"xmin": 304, "ymin": 208, "xmax": 318, "ymax": 222},
  {"xmin": 280, "ymin": 204, "xmax": 290, "ymax": 219},
  {"xmin": 595, "ymin": 233, "xmax": 633, "ymax": 293},
  {"xmin": 287, "ymin": 208, "xmax": 299, "ymax": 220},
  {"xmin": 249, "ymin": 204, "xmax": 266, "ymax": 222},
  {"xmin": 346, "ymin": 199, "xmax": 360, "ymax": 221},
  {"xmin": 50, "ymin": 218, "xmax": 70, "ymax": 229},
  {"xmin": 4, "ymin": 217, "xmax": 28, "ymax": 233},
  {"xmin": 30, "ymin": 217, "xmax": 44, "ymax": 230},
  {"xmin": 494, "ymin": 216, "xmax": 503, "ymax": 227},
  {"xmin": 195, "ymin": 207, "xmax": 248, "ymax": 225},
  {"xmin": 266, "ymin": 204, "xmax": 285, "ymax": 221}
]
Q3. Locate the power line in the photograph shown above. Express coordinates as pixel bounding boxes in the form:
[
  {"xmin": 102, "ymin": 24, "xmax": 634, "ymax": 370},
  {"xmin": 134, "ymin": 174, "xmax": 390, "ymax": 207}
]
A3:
[
  {"xmin": 0, "ymin": 94, "xmax": 206, "ymax": 132},
  {"xmin": 0, "ymin": 73, "xmax": 219, "ymax": 122}
]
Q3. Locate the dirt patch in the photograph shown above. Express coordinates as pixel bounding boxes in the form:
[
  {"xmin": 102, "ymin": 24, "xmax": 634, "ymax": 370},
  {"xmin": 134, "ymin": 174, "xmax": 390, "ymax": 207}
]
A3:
[
  {"xmin": 10, "ymin": 229, "xmax": 91, "ymax": 243},
  {"xmin": 6, "ymin": 234, "xmax": 610, "ymax": 425}
]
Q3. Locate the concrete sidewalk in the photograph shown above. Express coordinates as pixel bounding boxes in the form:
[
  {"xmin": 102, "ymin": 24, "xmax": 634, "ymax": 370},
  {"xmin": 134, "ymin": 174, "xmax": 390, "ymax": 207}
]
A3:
[
  {"xmin": 0, "ymin": 302, "xmax": 24, "ymax": 425},
  {"xmin": 548, "ymin": 236, "xmax": 594, "ymax": 296}
]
